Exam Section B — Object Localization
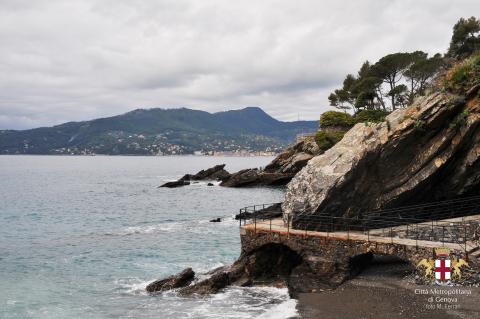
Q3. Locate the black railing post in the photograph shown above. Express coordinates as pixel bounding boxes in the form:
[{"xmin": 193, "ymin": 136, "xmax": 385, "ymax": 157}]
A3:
[
  {"xmin": 464, "ymin": 223, "xmax": 467, "ymax": 254},
  {"xmin": 254, "ymin": 209, "xmax": 257, "ymax": 234},
  {"xmin": 269, "ymin": 217, "xmax": 272, "ymax": 233},
  {"xmin": 442, "ymin": 226, "xmax": 445, "ymax": 244},
  {"xmin": 287, "ymin": 215, "xmax": 290, "ymax": 237},
  {"xmin": 431, "ymin": 221, "xmax": 434, "ymax": 241}
]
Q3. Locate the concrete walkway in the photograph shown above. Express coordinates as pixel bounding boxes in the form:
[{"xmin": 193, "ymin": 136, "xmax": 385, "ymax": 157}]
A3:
[{"xmin": 242, "ymin": 215, "xmax": 480, "ymax": 254}]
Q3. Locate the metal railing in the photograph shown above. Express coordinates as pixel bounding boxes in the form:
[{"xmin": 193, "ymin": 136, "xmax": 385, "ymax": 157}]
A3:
[{"xmin": 238, "ymin": 196, "xmax": 480, "ymax": 254}]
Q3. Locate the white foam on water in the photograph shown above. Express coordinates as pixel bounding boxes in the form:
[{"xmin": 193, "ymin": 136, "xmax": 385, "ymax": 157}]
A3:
[
  {"xmin": 115, "ymin": 278, "xmax": 150, "ymax": 296},
  {"xmin": 116, "ymin": 217, "xmax": 238, "ymax": 236},
  {"xmin": 255, "ymin": 298, "xmax": 298, "ymax": 319}
]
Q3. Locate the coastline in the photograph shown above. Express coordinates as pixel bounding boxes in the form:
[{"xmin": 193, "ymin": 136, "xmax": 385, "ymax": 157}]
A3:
[{"xmin": 295, "ymin": 258, "xmax": 480, "ymax": 319}]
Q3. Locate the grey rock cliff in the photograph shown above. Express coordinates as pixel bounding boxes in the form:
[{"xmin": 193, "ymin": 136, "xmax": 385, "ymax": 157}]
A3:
[{"xmin": 283, "ymin": 90, "xmax": 480, "ymax": 221}]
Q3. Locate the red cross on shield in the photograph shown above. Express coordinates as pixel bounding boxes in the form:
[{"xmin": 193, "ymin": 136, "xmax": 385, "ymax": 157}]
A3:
[{"xmin": 435, "ymin": 259, "xmax": 451, "ymax": 281}]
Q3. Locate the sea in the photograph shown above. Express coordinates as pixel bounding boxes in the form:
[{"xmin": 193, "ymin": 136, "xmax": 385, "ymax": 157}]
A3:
[{"xmin": 0, "ymin": 156, "xmax": 298, "ymax": 319}]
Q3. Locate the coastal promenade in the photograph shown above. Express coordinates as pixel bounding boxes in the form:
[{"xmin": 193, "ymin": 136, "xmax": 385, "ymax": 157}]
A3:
[{"xmin": 238, "ymin": 197, "xmax": 480, "ymax": 288}]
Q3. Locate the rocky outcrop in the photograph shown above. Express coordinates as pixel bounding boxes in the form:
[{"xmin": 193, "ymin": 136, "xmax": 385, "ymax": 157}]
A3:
[
  {"xmin": 161, "ymin": 137, "xmax": 321, "ymax": 188},
  {"xmin": 180, "ymin": 164, "xmax": 231, "ymax": 181},
  {"xmin": 283, "ymin": 90, "xmax": 480, "ymax": 222},
  {"xmin": 147, "ymin": 241, "xmax": 304, "ymax": 296},
  {"xmin": 159, "ymin": 164, "xmax": 230, "ymax": 187},
  {"xmin": 220, "ymin": 169, "xmax": 293, "ymax": 187},
  {"xmin": 235, "ymin": 203, "xmax": 283, "ymax": 220},
  {"xmin": 146, "ymin": 268, "xmax": 195, "ymax": 293},
  {"xmin": 220, "ymin": 136, "xmax": 321, "ymax": 187},
  {"xmin": 263, "ymin": 136, "xmax": 321, "ymax": 174},
  {"xmin": 160, "ymin": 180, "xmax": 191, "ymax": 188}
]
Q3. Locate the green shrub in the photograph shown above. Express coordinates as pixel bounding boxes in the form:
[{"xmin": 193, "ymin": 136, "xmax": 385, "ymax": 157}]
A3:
[
  {"xmin": 414, "ymin": 119, "xmax": 426, "ymax": 131},
  {"xmin": 320, "ymin": 111, "xmax": 354, "ymax": 128},
  {"xmin": 354, "ymin": 109, "xmax": 390, "ymax": 124},
  {"xmin": 444, "ymin": 52, "xmax": 480, "ymax": 92},
  {"xmin": 449, "ymin": 109, "xmax": 470, "ymax": 130},
  {"xmin": 315, "ymin": 131, "xmax": 346, "ymax": 151}
]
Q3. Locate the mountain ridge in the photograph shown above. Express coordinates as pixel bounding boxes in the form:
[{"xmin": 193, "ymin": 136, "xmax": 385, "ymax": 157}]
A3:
[{"xmin": 0, "ymin": 107, "xmax": 318, "ymax": 155}]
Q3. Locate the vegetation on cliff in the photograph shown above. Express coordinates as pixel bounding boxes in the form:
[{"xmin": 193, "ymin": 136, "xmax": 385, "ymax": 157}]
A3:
[
  {"xmin": 328, "ymin": 16, "xmax": 479, "ymax": 114},
  {"xmin": 315, "ymin": 16, "xmax": 479, "ymax": 152},
  {"xmin": 285, "ymin": 16, "xmax": 480, "ymax": 222}
]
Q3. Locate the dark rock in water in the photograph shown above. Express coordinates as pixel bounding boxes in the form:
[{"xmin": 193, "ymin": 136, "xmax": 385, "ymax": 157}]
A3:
[
  {"xmin": 179, "ymin": 271, "xmax": 230, "ymax": 295},
  {"xmin": 159, "ymin": 180, "xmax": 191, "ymax": 188},
  {"xmin": 160, "ymin": 164, "xmax": 230, "ymax": 188},
  {"xmin": 146, "ymin": 268, "xmax": 195, "ymax": 293},
  {"xmin": 283, "ymin": 91, "xmax": 480, "ymax": 223},
  {"xmin": 178, "ymin": 242, "xmax": 303, "ymax": 296},
  {"xmin": 220, "ymin": 169, "xmax": 293, "ymax": 187},
  {"xmin": 235, "ymin": 203, "xmax": 283, "ymax": 220},
  {"xmin": 180, "ymin": 164, "xmax": 231, "ymax": 181},
  {"xmin": 162, "ymin": 137, "xmax": 320, "ymax": 189},
  {"xmin": 209, "ymin": 218, "xmax": 221, "ymax": 222},
  {"xmin": 220, "ymin": 137, "xmax": 321, "ymax": 187}
]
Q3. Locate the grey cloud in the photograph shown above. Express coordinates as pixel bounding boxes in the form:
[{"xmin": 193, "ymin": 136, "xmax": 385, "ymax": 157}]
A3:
[{"xmin": 0, "ymin": 0, "xmax": 479, "ymax": 129}]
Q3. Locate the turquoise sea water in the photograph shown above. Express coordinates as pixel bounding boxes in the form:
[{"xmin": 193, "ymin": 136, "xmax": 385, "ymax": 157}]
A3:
[{"xmin": 0, "ymin": 156, "xmax": 296, "ymax": 319}]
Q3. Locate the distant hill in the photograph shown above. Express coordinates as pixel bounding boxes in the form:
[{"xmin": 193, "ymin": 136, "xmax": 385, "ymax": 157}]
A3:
[{"xmin": 0, "ymin": 107, "xmax": 318, "ymax": 155}]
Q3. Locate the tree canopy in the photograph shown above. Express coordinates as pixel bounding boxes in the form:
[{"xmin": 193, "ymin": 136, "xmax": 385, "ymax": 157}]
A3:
[
  {"xmin": 328, "ymin": 51, "xmax": 442, "ymax": 113},
  {"xmin": 448, "ymin": 16, "xmax": 480, "ymax": 58}
]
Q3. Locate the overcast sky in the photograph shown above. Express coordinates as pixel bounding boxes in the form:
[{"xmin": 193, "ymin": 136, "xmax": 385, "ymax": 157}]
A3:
[{"xmin": 0, "ymin": 0, "xmax": 478, "ymax": 129}]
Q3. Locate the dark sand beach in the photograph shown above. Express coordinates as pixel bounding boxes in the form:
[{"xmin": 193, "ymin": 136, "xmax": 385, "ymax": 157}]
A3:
[{"xmin": 296, "ymin": 257, "xmax": 480, "ymax": 319}]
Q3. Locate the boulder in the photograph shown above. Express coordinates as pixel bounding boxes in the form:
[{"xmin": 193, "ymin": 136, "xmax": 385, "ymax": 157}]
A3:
[
  {"xmin": 283, "ymin": 91, "xmax": 480, "ymax": 223},
  {"xmin": 159, "ymin": 180, "xmax": 190, "ymax": 188},
  {"xmin": 209, "ymin": 218, "xmax": 221, "ymax": 222},
  {"xmin": 146, "ymin": 268, "xmax": 195, "ymax": 293},
  {"xmin": 207, "ymin": 183, "xmax": 214, "ymax": 186}
]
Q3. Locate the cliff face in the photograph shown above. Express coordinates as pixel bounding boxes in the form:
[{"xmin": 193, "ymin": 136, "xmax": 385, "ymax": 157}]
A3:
[{"xmin": 283, "ymin": 89, "xmax": 480, "ymax": 220}]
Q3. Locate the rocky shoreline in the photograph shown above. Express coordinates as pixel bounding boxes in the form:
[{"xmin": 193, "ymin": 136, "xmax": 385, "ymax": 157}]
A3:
[
  {"xmin": 159, "ymin": 135, "xmax": 321, "ymax": 188},
  {"xmin": 150, "ymin": 61, "xmax": 480, "ymax": 317}
]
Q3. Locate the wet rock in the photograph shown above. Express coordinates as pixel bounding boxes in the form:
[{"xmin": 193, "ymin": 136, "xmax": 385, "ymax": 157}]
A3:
[
  {"xmin": 159, "ymin": 180, "xmax": 190, "ymax": 188},
  {"xmin": 209, "ymin": 218, "xmax": 221, "ymax": 222},
  {"xmin": 179, "ymin": 272, "xmax": 230, "ymax": 295},
  {"xmin": 146, "ymin": 268, "xmax": 195, "ymax": 293},
  {"xmin": 160, "ymin": 164, "xmax": 230, "ymax": 188},
  {"xmin": 180, "ymin": 164, "xmax": 230, "ymax": 181}
]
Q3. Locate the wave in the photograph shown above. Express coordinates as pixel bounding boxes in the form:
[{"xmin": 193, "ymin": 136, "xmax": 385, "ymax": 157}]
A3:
[
  {"xmin": 255, "ymin": 298, "xmax": 298, "ymax": 319},
  {"xmin": 112, "ymin": 217, "xmax": 238, "ymax": 236},
  {"xmin": 114, "ymin": 277, "xmax": 297, "ymax": 319}
]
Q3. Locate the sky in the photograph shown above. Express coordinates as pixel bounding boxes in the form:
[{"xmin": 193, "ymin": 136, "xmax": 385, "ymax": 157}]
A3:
[{"xmin": 0, "ymin": 0, "xmax": 479, "ymax": 130}]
